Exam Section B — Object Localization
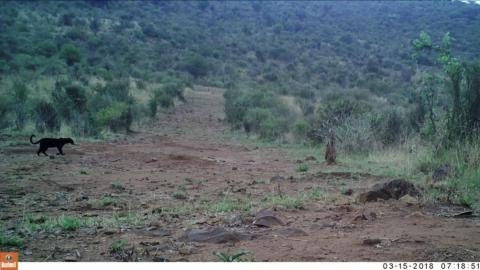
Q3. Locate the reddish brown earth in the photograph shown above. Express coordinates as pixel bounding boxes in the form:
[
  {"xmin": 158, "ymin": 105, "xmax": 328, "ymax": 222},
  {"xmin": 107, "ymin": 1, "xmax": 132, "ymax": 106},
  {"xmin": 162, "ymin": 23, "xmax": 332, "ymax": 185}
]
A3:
[{"xmin": 0, "ymin": 86, "xmax": 479, "ymax": 262}]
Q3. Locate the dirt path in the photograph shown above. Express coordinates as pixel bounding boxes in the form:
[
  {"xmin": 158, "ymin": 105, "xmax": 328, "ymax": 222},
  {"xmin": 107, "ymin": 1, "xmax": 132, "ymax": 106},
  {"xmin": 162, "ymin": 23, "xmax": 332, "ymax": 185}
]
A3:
[{"xmin": 0, "ymin": 86, "xmax": 479, "ymax": 262}]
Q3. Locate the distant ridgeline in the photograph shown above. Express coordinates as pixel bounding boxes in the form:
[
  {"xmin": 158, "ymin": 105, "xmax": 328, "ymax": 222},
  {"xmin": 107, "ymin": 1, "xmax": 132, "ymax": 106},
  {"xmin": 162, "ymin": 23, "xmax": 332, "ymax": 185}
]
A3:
[{"xmin": 0, "ymin": 0, "xmax": 479, "ymax": 141}]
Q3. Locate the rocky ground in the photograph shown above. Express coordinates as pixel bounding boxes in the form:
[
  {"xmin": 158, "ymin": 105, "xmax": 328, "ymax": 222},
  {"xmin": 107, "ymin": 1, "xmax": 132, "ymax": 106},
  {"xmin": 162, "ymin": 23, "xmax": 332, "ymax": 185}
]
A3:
[{"xmin": 0, "ymin": 86, "xmax": 479, "ymax": 262}]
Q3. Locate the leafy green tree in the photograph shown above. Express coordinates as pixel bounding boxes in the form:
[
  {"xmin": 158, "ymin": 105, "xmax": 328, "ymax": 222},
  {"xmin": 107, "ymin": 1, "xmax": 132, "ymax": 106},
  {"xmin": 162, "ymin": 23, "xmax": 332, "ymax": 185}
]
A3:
[
  {"xmin": 413, "ymin": 31, "xmax": 479, "ymax": 141},
  {"xmin": 60, "ymin": 44, "xmax": 81, "ymax": 66},
  {"xmin": 419, "ymin": 74, "xmax": 440, "ymax": 135},
  {"xmin": 183, "ymin": 55, "xmax": 209, "ymax": 78}
]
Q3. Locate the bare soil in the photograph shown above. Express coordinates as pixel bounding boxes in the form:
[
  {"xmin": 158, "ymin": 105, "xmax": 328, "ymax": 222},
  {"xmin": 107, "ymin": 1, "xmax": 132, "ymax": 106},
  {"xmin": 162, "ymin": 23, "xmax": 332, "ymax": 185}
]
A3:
[{"xmin": 0, "ymin": 86, "xmax": 479, "ymax": 262}]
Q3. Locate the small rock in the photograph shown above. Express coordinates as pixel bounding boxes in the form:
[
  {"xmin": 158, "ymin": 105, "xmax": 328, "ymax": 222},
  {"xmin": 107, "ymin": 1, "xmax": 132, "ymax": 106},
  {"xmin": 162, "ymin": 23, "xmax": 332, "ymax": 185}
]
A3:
[
  {"xmin": 342, "ymin": 189, "xmax": 354, "ymax": 196},
  {"xmin": 399, "ymin": 194, "xmax": 419, "ymax": 207},
  {"xmin": 232, "ymin": 167, "xmax": 238, "ymax": 170},
  {"xmin": 453, "ymin": 211, "xmax": 474, "ymax": 218},
  {"xmin": 353, "ymin": 213, "xmax": 368, "ymax": 221},
  {"xmin": 362, "ymin": 238, "xmax": 382, "ymax": 246},
  {"xmin": 104, "ymin": 229, "xmax": 117, "ymax": 235},
  {"xmin": 295, "ymin": 160, "xmax": 303, "ymax": 164},
  {"xmin": 146, "ymin": 158, "xmax": 158, "ymax": 163},
  {"xmin": 63, "ymin": 255, "xmax": 78, "ymax": 262},
  {"xmin": 252, "ymin": 210, "xmax": 285, "ymax": 227},
  {"xmin": 184, "ymin": 227, "xmax": 249, "ymax": 244},
  {"xmin": 305, "ymin": 156, "xmax": 317, "ymax": 161},
  {"xmin": 178, "ymin": 246, "xmax": 193, "ymax": 255},
  {"xmin": 232, "ymin": 187, "xmax": 246, "ymax": 193}
]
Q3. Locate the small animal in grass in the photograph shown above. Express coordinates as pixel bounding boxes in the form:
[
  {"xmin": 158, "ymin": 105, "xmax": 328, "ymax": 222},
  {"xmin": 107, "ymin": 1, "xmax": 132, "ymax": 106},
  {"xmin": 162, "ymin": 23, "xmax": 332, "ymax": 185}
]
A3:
[
  {"xmin": 30, "ymin": 135, "xmax": 75, "ymax": 156},
  {"xmin": 324, "ymin": 131, "xmax": 336, "ymax": 165}
]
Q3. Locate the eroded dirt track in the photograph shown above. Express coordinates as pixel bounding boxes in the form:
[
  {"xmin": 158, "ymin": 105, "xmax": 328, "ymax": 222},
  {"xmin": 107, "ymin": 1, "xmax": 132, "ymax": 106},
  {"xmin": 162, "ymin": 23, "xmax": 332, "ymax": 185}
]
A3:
[{"xmin": 1, "ymin": 87, "xmax": 479, "ymax": 261}]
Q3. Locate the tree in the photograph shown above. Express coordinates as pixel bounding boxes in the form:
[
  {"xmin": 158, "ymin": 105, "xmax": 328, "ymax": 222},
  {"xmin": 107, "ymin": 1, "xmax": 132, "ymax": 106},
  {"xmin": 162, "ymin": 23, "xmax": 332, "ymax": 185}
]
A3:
[
  {"xmin": 419, "ymin": 74, "xmax": 440, "ymax": 135},
  {"xmin": 183, "ymin": 56, "xmax": 209, "ymax": 78},
  {"xmin": 413, "ymin": 31, "xmax": 480, "ymax": 141},
  {"xmin": 60, "ymin": 44, "xmax": 81, "ymax": 66}
]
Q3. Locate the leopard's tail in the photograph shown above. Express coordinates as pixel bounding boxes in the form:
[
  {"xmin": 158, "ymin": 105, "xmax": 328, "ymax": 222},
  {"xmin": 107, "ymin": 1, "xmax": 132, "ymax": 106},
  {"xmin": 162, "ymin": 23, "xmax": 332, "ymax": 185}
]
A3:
[{"xmin": 30, "ymin": 135, "xmax": 40, "ymax": 144}]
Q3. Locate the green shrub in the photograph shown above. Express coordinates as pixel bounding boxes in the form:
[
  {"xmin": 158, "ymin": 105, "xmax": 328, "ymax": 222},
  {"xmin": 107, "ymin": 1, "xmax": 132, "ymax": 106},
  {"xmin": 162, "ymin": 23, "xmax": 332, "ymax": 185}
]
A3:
[
  {"xmin": 183, "ymin": 55, "xmax": 209, "ymax": 78},
  {"xmin": 296, "ymin": 163, "xmax": 309, "ymax": 172},
  {"xmin": 148, "ymin": 98, "xmax": 158, "ymax": 118},
  {"xmin": 0, "ymin": 231, "xmax": 23, "ymax": 247},
  {"xmin": 60, "ymin": 43, "xmax": 81, "ymax": 66},
  {"xmin": 58, "ymin": 216, "xmax": 81, "ymax": 231},
  {"xmin": 214, "ymin": 250, "xmax": 249, "ymax": 262},
  {"xmin": 172, "ymin": 190, "xmax": 187, "ymax": 200},
  {"xmin": 294, "ymin": 119, "xmax": 309, "ymax": 140},
  {"xmin": 103, "ymin": 79, "xmax": 131, "ymax": 103},
  {"xmin": 371, "ymin": 109, "xmax": 403, "ymax": 146},
  {"xmin": 224, "ymin": 86, "xmax": 293, "ymax": 140},
  {"xmin": 109, "ymin": 239, "xmax": 129, "ymax": 253},
  {"xmin": 95, "ymin": 102, "xmax": 131, "ymax": 132},
  {"xmin": 33, "ymin": 100, "xmax": 60, "ymax": 132}
]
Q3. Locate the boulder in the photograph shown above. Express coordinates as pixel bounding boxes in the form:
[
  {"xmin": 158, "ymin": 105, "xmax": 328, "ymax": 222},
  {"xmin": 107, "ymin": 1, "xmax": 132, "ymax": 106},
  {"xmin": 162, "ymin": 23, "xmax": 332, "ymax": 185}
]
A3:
[
  {"xmin": 358, "ymin": 179, "xmax": 419, "ymax": 203},
  {"xmin": 252, "ymin": 210, "xmax": 285, "ymax": 227},
  {"xmin": 399, "ymin": 194, "xmax": 419, "ymax": 207},
  {"xmin": 184, "ymin": 227, "xmax": 249, "ymax": 244}
]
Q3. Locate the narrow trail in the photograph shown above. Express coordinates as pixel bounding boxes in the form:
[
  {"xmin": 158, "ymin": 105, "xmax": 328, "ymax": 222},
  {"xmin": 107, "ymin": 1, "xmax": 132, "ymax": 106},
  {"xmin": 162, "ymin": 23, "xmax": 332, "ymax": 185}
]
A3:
[{"xmin": 0, "ymin": 86, "xmax": 479, "ymax": 261}]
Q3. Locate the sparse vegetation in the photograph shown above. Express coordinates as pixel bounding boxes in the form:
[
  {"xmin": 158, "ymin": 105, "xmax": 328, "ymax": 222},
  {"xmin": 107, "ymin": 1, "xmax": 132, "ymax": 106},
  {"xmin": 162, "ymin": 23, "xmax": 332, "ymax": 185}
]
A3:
[
  {"xmin": 22, "ymin": 214, "xmax": 84, "ymax": 233},
  {"xmin": 98, "ymin": 196, "xmax": 121, "ymax": 207},
  {"xmin": 296, "ymin": 164, "xmax": 309, "ymax": 173},
  {"xmin": 109, "ymin": 239, "xmax": 129, "ymax": 253},
  {"xmin": 0, "ymin": 230, "xmax": 24, "ymax": 247},
  {"xmin": 172, "ymin": 190, "xmax": 187, "ymax": 200},
  {"xmin": 111, "ymin": 182, "xmax": 126, "ymax": 191},
  {"xmin": 214, "ymin": 250, "xmax": 250, "ymax": 262}
]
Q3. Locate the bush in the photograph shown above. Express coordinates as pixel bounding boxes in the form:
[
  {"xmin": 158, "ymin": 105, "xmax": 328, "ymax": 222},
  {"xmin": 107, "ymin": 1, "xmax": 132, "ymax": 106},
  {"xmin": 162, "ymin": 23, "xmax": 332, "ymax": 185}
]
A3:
[
  {"xmin": 33, "ymin": 100, "xmax": 60, "ymax": 132},
  {"xmin": 95, "ymin": 102, "xmax": 132, "ymax": 132},
  {"xmin": 293, "ymin": 119, "xmax": 309, "ymax": 140},
  {"xmin": 52, "ymin": 82, "xmax": 87, "ymax": 122},
  {"xmin": 336, "ymin": 116, "xmax": 378, "ymax": 154},
  {"xmin": 371, "ymin": 109, "xmax": 403, "ymax": 146},
  {"xmin": 224, "ymin": 86, "xmax": 294, "ymax": 140},
  {"xmin": 36, "ymin": 41, "xmax": 57, "ymax": 57},
  {"xmin": 183, "ymin": 55, "xmax": 209, "ymax": 78},
  {"xmin": 60, "ymin": 44, "xmax": 81, "ymax": 66},
  {"xmin": 103, "ymin": 79, "xmax": 131, "ymax": 103}
]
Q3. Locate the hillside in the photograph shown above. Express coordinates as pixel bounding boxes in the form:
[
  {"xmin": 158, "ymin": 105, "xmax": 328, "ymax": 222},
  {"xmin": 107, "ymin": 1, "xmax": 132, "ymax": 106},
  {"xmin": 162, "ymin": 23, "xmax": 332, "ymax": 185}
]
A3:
[{"xmin": 1, "ymin": 1, "xmax": 480, "ymax": 140}]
